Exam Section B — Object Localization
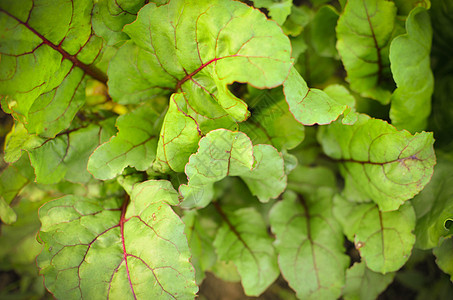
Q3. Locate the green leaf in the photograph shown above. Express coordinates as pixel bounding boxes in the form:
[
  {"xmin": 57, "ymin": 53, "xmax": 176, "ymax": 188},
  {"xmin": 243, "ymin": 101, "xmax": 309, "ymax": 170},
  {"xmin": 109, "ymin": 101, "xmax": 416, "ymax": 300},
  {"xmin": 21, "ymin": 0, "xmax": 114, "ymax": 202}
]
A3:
[
  {"xmin": 92, "ymin": 0, "xmax": 146, "ymax": 46},
  {"xmin": 333, "ymin": 195, "xmax": 416, "ymax": 273},
  {"xmin": 318, "ymin": 114, "xmax": 435, "ymax": 211},
  {"xmin": 412, "ymin": 153, "xmax": 453, "ymax": 249},
  {"xmin": 433, "ymin": 237, "xmax": 453, "ymax": 282},
  {"xmin": 180, "ymin": 129, "xmax": 286, "ymax": 208},
  {"xmin": 283, "ymin": 68, "xmax": 348, "ymax": 125},
  {"xmin": 88, "ymin": 105, "xmax": 161, "ymax": 180},
  {"xmin": 213, "ymin": 205, "xmax": 279, "ymax": 296},
  {"xmin": 37, "ymin": 180, "xmax": 197, "ymax": 299},
  {"xmin": 287, "ymin": 165, "xmax": 337, "ymax": 195},
  {"xmin": 29, "ymin": 120, "xmax": 116, "ymax": 184},
  {"xmin": 0, "ymin": 196, "xmax": 17, "ymax": 224},
  {"xmin": 0, "ymin": 0, "xmax": 106, "ymax": 137},
  {"xmin": 108, "ymin": 0, "xmax": 292, "ymax": 167},
  {"xmin": 269, "ymin": 190, "xmax": 349, "ymax": 299},
  {"xmin": 336, "ymin": 0, "xmax": 397, "ymax": 103},
  {"xmin": 153, "ymin": 94, "xmax": 201, "ymax": 173},
  {"xmin": 0, "ymin": 155, "xmax": 31, "ymax": 203},
  {"xmin": 183, "ymin": 210, "xmax": 217, "ymax": 284},
  {"xmin": 342, "ymin": 262, "xmax": 395, "ymax": 300},
  {"xmin": 3, "ymin": 122, "xmax": 44, "ymax": 163},
  {"xmin": 310, "ymin": 5, "xmax": 339, "ymax": 58},
  {"xmin": 389, "ymin": 7, "xmax": 434, "ymax": 133},
  {"xmin": 239, "ymin": 87, "xmax": 305, "ymax": 151},
  {"xmin": 251, "ymin": 0, "xmax": 293, "ymax": 25}
]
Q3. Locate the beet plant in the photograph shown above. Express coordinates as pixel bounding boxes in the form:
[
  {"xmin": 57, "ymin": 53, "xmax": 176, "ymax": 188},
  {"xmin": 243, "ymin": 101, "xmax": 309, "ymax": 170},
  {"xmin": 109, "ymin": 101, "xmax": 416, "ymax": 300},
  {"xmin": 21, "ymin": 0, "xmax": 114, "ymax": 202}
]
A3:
[{"xmin": 1, "ymin": 0, "xmax": 452, "ymax": 299}]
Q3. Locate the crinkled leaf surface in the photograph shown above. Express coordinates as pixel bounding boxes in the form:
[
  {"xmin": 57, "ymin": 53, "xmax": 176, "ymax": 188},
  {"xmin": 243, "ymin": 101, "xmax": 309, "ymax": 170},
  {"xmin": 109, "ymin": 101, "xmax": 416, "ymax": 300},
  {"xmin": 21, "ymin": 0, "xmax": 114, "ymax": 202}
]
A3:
[
  {"xmin": 239, "ymin": 87, "xmax": 305, "ymax": 151},
  {"xmin": 283, "ymin": 68, "xmax": 348, "ymax": 125},
  {"xmin": 433, "ymin": 237, "xmax": 453, "ymax": 282},
  {"xmin": 269, "ymin": 190, "xmax": 349, "ymax": 300},
  {"xmin": 107, "ymin": 0, "xmax": 292, "ymax": 171},
  {"xmin": 336, "ymin": 0, "xmax": 397, "ymax": 103},
  {"xmin": 0, "ymin": 0, "xmax": 106, "ymax": 137},
  {"xmin": 251, "ymin": 0, "xmax": 293, "ymax": 25},
  {"xmin": 88, "ymin": 105, "xmax": 161, "ymax": 180},
  {"xmin": 213, "ymin": 205, "xmax": 279, "ymax": 296},
  {"xmin": 153, "ymin": 93, "xmax": 201, "ymax": 173},
  {"xmin": 180, "ymin": 129, "xmax": 286, "ymax": 208},
  {"xmin": 389, "ymin": 7, "xmax": 434, "ymax": 133},
  {"xmin": 37, "ymin": 180, "xmax": 197, "ymax": 299},
  {"xmin": 92, "ymin": 0, "xmax": 146, "ymax": 46},
  {"xmin": 318, "ymin": 114, "xmax": 435, "ymax": 211},
  {"xmin": 29, "ymin": 120, "xmax": 116, "ymax": 184},
  {"xmin": 342, "ymin": 262, "xmax": 395, "ymax": 300},
  {"xmin": 333, "ymin": 195, "xmax": 416, "ymax": 273},
  {"xmin": 412, "ymin": 153, "xmax": 453, "ymax": 249}
]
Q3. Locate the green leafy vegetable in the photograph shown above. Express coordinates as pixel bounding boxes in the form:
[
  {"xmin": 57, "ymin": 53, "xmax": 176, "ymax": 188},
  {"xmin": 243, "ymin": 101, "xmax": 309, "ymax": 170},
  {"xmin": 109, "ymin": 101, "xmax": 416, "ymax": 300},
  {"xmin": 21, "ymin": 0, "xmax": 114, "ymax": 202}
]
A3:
[
  {"xmin": 334, "ymin": 195, "xmax": 416, "ymax": 273},
  {"xmin": 37, "ymin": 180, "xmax": 197, "ymax": 299},
  {"xmin": 270, "ymin": 189, "xmax": 349, "ymax": 299},
  {"xmin": 1, "ymin": 0, "xmax": 450, "ymax": 298},
  {"xmin": 318, "ymin": 114, "xmax": 435, "ymax": 211},
  {"xmin": 336, "ymin": 0, "xmax": 397, "ymax": 103}
]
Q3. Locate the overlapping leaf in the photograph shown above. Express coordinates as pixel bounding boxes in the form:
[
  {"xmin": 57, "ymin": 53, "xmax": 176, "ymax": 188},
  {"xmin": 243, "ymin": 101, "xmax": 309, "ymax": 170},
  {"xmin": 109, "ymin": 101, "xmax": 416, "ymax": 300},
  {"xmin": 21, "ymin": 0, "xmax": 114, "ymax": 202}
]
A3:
[
  {"xmin": 433, "ymin": 237, "xmax": 453, "ymax": 282},
  {"xmin": 342, "ymin": 262, "xmax": 395, "ymax": 300},
  {"xmin": 251, "ymin": 0, "xmax": 293, "ymax": 25},
  {"xmin": 88, "ymin": 105, "xmax": 161, "ymax": 180},
  {"xmin": 336, "ymin": 0, "xmax": 397, "ymax": 103},
  {"xmin": 179, "ymin": 129, "xmax": 286, "ymax": 208},
  {"xmin": 412, "ymin": 153, "xmax": 453, "ymax": 249},
  {"xmin": 269, "ymin": 190, "xmax": 349, "ymax": 300},
  {"xmin": 183, "ymin": 210, "xmax": 217, "ymax": 284},
  {"xmin": 239, "ymin": 87, "xmax": 305, "ymax": 151},
  {"xmin": 37, "ymin": 180, "xmax": 197, "ymax": 299},
  {"xmin": 334, "ymin": 195, "xmax": 416, "ymax": 273},
  {"xmin": 389, "ymin": 7, "xmax": 434, "ymax": 133},
  {"xmin": 0, "ymin": 0, "xmax": 106, "ymax": 137},
  {"xmin": 108, "ymin": 0, "xmax": 292, "ymax": 172},
  {"xmin": 318, "ymin": 114, "xmax": 435, "ymax": 211},
  {"xmin": 283, "ymin": 68, "xmax": 349, "ymax": 125},
  {"xmin": 92, "ymin": 0, "xmax": 146, "ymax": 46},
  {"xmin": 213, "ymin": 205, "xmax": 279, "ymax": 296}
]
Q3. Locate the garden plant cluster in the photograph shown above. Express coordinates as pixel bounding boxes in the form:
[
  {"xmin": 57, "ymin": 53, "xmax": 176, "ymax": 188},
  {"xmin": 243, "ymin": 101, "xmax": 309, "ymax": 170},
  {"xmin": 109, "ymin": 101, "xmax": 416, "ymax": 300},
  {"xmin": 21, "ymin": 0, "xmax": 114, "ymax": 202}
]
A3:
[{"xmin": 0, "ymin": 0, "xmax": 453, "ymax": 299}]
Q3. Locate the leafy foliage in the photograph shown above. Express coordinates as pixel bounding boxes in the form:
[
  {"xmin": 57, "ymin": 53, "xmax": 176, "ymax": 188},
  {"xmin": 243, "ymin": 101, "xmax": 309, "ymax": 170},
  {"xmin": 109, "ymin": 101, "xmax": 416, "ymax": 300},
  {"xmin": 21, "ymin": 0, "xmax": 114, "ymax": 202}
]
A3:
[{"xmin": 1, "ymin": 0, "xmax": 452, "ymax": 299}]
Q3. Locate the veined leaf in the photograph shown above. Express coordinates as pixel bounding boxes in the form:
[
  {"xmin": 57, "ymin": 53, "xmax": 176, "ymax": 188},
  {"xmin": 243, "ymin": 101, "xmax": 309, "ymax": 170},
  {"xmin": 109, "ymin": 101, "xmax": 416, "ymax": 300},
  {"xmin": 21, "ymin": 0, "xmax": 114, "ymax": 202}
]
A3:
[
  {"xmin": 92, "ymin": 0, "xmax": 146, "ymax": 46},
  {"xmin": 108, "ymin": 0, "xmax": 292, "ymax": 172},
  {"xmin": 37, "ymin": 180, "xmax": 197, "ymax": 299},
  {"xmin": 153, "ymin": 94, "xmax": 201, "ymax": 173},
  {"xmin": 213, "ymin": 205, "xmax": 279, "ymax": 296},
  {"xmin": 239, "ymin": 87, "xmax": 305, "ymax": 151},
  {"xmin": 336, "ymin": 0, "xmax": 397, "ymax": 103},
  {"xmin": 389, "ymin": 7, "xmax": 434, "ymax": 133},
  {"xmin": 318, "ymin": 114, "xmax": 435, "ymax": 211},
  {"xmin": 28, "ymin": 120, "xmax": 116, "ymax": 184},
  {"xmin": 412, "ymin": 153, "xmax": 453, "ymax": 249},
  {"xmin": 0, "ymin": 0, "xmax": 106, "ymax": 137},
  {"xmin": 283, "ymin": 68, "xmax": 349, "ymax": 125},
  {"xmin": 88, "ymin": 105, "xmax": 161, "ymax": 180},
  {"xmin": 269, "ymin": 190, "xmax": 349, "ymax": 300},
  {"xmin": 179, "ymin": 129, "xmax": 286, "ymax": 208},
  {"xmin": 342, "ymin": 262, "xmax": 395, "ymax": 300},
  {"xmin": 334, "ymin": 195, "xmax": 416, "ymax": 273},
  {"xmin": 183, "ymin": 210, "xmax": 217, "ymax": 284}
]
